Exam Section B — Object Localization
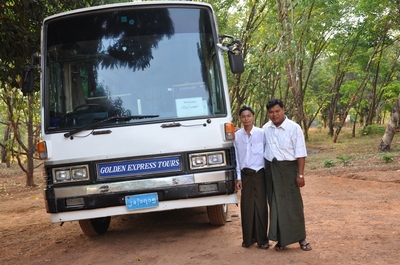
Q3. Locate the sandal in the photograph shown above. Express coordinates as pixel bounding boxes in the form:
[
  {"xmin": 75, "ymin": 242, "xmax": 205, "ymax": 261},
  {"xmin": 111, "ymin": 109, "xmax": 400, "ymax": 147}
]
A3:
[
  {"xmin": 259, "ymin": 243, "xmax": 269, "ymax": 249},
  {"xmin": 299, "ymin": 241, "xmax": 312, "ymax": 251},
  {"xmin": 274, "ymin": 243, "xmax": 285, "ymax": 251},
  {"xmin": 242, "ymin": 238, "xmax": 257, "ymax": 248}
]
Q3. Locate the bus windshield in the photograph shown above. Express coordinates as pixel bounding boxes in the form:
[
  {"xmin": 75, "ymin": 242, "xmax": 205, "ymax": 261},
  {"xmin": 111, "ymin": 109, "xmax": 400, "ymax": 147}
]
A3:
[{"xmin": 44, "ymin": 6, "xmax": 226, "ymax": 132}]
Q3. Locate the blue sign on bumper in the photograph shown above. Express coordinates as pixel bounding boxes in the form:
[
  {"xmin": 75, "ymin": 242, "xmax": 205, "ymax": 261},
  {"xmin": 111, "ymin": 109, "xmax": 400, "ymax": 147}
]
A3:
[
  {"xmin": 97, "ymin": 156, "xmax": 181, "ymax": 179},
  {"xmin": 125, "ymin": 193, "xmax": 159, "ymax": 211}
]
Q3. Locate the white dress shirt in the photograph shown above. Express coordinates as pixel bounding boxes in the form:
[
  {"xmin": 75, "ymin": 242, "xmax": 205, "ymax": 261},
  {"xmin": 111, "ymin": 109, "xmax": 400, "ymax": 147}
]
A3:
[
  {"xmin": 263, "ymin": 116, "xmax": 307, "ymax": 161},
  {"xmin": 234, "ymin": 126, "xmax": 265, "ymax": 180}
]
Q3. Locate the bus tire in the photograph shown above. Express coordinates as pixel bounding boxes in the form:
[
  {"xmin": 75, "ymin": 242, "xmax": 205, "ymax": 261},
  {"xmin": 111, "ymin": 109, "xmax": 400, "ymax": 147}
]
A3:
[
  {"xmin": 78, "ymin": 216, "xmax": 111, "ymax": 236},
  {"xmin": 206, "ymin": 204, "xmax": 228, "ymax": 226}
]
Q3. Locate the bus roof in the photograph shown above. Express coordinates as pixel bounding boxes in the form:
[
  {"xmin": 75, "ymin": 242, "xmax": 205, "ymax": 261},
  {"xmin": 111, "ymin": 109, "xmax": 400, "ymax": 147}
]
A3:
[{"xmin": 43, "ymin": 1, "xmax": 212, "ymax": 23}]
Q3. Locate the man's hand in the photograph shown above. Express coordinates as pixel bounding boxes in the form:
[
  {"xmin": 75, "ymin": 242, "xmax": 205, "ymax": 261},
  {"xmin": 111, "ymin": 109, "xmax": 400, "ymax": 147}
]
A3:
[
  {"xmin": 296, "ymin": 176, "xmax": 305, "ymax": 188},
  {"xmin": 236, "ymin": 180, "xmax": 242, "ymax": 190}
]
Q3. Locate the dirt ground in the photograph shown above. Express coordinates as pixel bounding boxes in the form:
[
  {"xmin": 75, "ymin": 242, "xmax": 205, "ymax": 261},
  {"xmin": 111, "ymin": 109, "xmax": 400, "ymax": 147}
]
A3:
[{"xmin": 1, "ymin": 159, "xmax": 400, "ymax": 265}]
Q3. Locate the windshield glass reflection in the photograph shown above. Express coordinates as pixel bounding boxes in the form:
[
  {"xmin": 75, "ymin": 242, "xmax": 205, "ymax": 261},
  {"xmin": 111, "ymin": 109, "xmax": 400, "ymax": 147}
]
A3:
[{"xmin": 45, "ymin": 7, "xmax": 226, "ymax": 131}]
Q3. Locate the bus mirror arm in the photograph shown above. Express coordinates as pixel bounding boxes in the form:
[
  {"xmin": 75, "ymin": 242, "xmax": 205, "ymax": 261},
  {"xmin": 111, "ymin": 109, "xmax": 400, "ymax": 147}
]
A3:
[{"xmin": 216, "ymin": 43, "xmax": 229, "ymax": 51}]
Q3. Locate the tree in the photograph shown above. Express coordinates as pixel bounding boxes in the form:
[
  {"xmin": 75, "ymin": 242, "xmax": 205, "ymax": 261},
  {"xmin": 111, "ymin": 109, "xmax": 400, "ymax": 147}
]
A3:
[
  {"xmin": 218, "ymin": 0, "xmax": 274, "ymax": 126},
  {"xmin": 0, "ymin": 1, "xmax": 44, "ymax": 186},
  {"xmin": 332, "ymin": 0, "xmax": 400, "ymax": 142},
  {"xmin": 379, "ymin": 93, "xmax": 400, "ymax": 151}
]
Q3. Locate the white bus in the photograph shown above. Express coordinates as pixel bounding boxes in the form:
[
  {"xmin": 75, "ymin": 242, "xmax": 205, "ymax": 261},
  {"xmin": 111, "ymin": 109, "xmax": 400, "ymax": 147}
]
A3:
[{"xmin": 26, "ymin": 1, "xmax": 244, "ymax": 235}]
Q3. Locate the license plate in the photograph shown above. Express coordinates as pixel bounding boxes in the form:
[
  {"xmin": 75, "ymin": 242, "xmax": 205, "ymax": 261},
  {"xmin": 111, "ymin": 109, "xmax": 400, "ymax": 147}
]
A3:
[{"xmin": 125, "ymin": 193, "xmax": 159, "ymax": 211}]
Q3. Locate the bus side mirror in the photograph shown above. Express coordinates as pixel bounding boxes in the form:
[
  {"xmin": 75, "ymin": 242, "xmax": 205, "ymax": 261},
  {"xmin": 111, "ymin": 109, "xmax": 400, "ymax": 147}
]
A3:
[
  {"xmin": 21, "ymin": 66, "xmax": 34, "ymax": 95},
  {"xmin": 228, "ymin": 48, "xmax": 244, "ymax": 74},
  {"xmin": 220, "ymin": 34, "xmax": 244, "ymax": 74}
]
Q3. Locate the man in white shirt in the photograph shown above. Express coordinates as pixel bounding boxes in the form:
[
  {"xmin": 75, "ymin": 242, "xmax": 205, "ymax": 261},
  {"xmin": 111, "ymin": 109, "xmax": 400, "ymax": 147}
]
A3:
[
  {"xmin": 234, "ymin": 106, "xmax": 269, "ymax": 249},
  {"xmin": 263, "ymin": 98, "xmax": 312, "ymax": 251}
]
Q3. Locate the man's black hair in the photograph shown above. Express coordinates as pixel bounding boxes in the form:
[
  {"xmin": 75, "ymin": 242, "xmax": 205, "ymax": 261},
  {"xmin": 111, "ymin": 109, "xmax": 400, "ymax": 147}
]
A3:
[
  {"xmin": 266, "ymin": 98, "xmax": 284, "ymax": 110},
  {"xmin": 239, "ymin": 105, "xmax": 255, "ymax": 116}
]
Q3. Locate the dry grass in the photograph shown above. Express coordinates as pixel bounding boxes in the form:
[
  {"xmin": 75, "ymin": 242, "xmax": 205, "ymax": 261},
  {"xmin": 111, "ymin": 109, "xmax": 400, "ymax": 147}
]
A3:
[{"xmin": 306, "ymin": 126, "xmax": 400, "ymax": 171}]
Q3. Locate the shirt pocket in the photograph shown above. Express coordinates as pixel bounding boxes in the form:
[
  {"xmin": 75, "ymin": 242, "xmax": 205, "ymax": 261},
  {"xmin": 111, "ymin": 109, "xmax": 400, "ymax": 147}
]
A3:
[{"xmin": 252, "ymin": 142, "xmax": 264, "ymax": 155}]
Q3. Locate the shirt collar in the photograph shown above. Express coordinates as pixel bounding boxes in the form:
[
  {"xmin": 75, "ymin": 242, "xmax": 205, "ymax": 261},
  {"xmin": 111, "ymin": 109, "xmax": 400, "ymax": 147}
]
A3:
[
  {"xmin": 240, "ymin": 125, "xmax": 255, "ymax": 135},
  {"xmin": 269, "ymin": 116, "xmax": 288, "ymax": 129},
  {"xmin": 249, "ymin": 125, "xmax": 256, "ymax": 134}
]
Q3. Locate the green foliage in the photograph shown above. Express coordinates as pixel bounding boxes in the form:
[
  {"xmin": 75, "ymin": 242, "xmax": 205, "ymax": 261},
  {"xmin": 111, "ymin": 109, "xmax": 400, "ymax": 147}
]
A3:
[
  {"xmin": 360, "ymin": 125, "xmax": 386, "ymax": 135},
  {"xmin": 337, "ymin": 155, "xmax": 351, "ymax": 166},
  {"xmin": 379, "ymin": 153, "xmax": 394, "ymax": 163},
  {"xmin": 323, "ymin": 159, "xmax": 336, "ymax": 168},
  {"xmin": 381, "ymin": 80, "xmax": 400, "ymax": 112},
  {"xmin": 219, "ymin": 0, "xmax": 400, "ymax": 138}
]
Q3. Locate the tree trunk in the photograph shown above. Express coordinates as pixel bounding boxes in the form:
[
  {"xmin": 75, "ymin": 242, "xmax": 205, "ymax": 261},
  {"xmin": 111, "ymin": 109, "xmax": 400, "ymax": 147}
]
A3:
[
  {"xmin": 379, "ymin": 93, "xmax": 400, "ymax": 152},
  {"xmin": 366, "ymin": 49, "xmax": 382, "ymax": 126},
  {"xmin": 9, "ymin": 93, "xmax": 36, "ymax": 187},
  {"xmin": 333, "ymin": 81, "xmax": 368, "ymax": 143},
  {"xmin": 1, "ymin": 124, "xmax": 11, "ymax": 167},
  {"xmin": 329, "ymin": 72, "xmax": 347, "ymax": 137},
  {"xmin": 328, "ymin": 96, "xmax": 337, "ymax": 137},
  {"xmin": 26, "ymin": 93, "xmax": 35, "ymax": 186}
]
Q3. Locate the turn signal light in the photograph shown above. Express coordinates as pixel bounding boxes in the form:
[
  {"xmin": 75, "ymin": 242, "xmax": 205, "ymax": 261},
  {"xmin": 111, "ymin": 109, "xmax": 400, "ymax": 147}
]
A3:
[
  {"xmin": 37, "ymin": 141, "xmax": 48, "ymax": 160},
  {"xmin": 224, "ymin": 123, "xmax": 235, "ymax": 140}
]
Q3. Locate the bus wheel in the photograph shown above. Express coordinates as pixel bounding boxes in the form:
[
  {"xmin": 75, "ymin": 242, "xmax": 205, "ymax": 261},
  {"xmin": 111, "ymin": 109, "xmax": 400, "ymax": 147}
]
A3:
[
  {"xmin": 207, "ymin": 204, "xmax": 228, "ymax": 226},
  {"xmin": 78, "ymin": 216, "xmax": 111, "ymax": 236}
]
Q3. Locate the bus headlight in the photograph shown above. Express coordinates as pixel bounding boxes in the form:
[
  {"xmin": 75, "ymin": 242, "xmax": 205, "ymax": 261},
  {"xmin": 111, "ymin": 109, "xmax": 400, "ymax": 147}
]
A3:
[
  {"xmin": 189, "ymin": 151, "xmax": 226, "ymax": 170},
  {"xmin": 208, "ymin": 153, "xmax": 224, "ymax": 165},
  {"xmin": 72, "ymin": 167, "xmax": 88, "ymax": 180},
  {"xmin": 55, "ymin": 170, "xmax": 71, "ymax": 182},
  {"xmin": 190, "ymin": 155, "xmax": 207, "ymax": 168},
  {"xmin": 53, "ymin": 165, "xmax": 89, "ymax": 183}
]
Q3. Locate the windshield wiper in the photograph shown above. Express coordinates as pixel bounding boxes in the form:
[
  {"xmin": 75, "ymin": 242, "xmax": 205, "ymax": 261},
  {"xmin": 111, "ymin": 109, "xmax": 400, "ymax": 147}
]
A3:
[{"xmin": 64, "ymin": 115, "xmax": 159, "ymax": 138}]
